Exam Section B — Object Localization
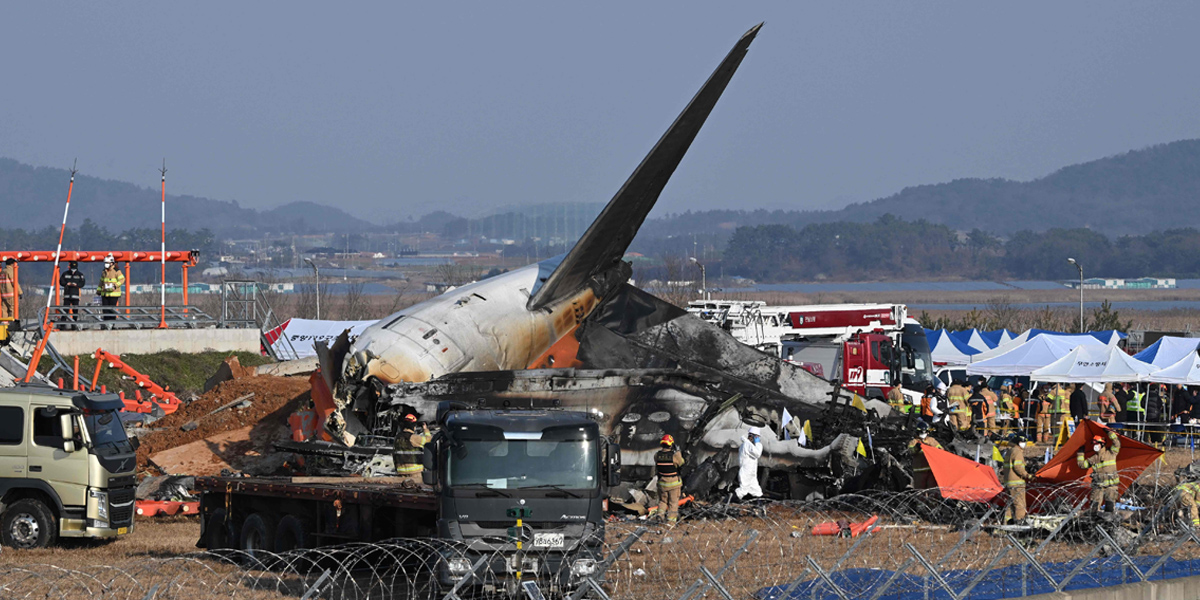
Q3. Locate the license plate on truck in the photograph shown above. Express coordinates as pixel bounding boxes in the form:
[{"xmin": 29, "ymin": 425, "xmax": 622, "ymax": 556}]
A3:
[{"xmin": 533, "ymin": 532, "xmax": 564, "ymax": 548}]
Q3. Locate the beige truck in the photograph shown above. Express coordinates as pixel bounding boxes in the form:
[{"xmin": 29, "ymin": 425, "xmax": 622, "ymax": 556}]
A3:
[{"xmin": 0, "ymin": 383, "xmax": 137, "ymax": 548}]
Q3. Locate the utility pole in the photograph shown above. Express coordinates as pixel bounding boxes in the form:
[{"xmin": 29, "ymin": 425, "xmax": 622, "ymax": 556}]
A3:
[
  {"xmin": 305, "ymin": 258, "xmax": 321, "ymax": 319},
  {"xmin": 689, "ymin": 256, "xmax": 707, "ymax": 301},
  {"xmin": 1067, "ymin": 257, "xmax": 1084, "ymax": 332}
]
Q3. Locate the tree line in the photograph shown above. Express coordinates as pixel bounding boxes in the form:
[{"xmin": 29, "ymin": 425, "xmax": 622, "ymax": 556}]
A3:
[{"xmin": 723, "ymin": 215, "xmax": 1200, "ymax": 282}]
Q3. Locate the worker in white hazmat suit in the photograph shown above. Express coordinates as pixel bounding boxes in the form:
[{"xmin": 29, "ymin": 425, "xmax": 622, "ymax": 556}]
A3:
[{"xmin": 735, "ymin": 426, "xmax": 764, "ymax": 500}]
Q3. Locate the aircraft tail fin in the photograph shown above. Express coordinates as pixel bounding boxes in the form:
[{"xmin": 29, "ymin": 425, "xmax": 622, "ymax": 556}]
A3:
[{"xmin": 527, "ymin": 23, "xmax": 762, "ymax": 311}]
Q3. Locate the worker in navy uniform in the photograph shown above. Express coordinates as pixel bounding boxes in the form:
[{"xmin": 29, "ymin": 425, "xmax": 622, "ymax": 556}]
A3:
[{"xmin": 60, "ymin": 261, "xmax": 85, "ymax": 330}]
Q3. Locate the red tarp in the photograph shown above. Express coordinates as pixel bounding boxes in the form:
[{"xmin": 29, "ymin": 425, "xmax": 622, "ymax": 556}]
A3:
[
  {"xmin": 1031, "ymin": 419, "xmax": 1162, "ymax": 511},
  {"xmin": 921, "ymin": 445, "xmax": 1003, "ymax": 502}
]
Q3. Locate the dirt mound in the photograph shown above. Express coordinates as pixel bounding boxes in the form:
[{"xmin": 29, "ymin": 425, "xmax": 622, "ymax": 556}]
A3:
[{"xmin": 136, "ymin": 375, "xmax": 311, "ymax": 470}]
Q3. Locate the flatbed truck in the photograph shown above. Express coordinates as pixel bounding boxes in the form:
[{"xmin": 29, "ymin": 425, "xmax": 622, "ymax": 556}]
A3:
[{"xmin": 197, "ymin": 406, "xmax": 620, "ymax": 592}]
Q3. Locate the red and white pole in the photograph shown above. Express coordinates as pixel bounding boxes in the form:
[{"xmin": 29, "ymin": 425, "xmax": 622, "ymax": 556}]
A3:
[
  {"xmin": 41, "ymin": 161, "xmax": 76, "ymax": 333},
  {"xmin": 25, "ymin": 161, "xmax": 77, "ymax": 383},
  {"xmin": 158, "ymin": 160, "xmax": 167, "ymax": 328}
]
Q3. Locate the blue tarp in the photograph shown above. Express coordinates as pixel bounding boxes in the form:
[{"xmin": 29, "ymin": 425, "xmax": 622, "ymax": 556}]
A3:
[
  {"xmin": 757, "ymin": 555, "xmax": 1200, "ymax": 600},
  {"xmin": 1134, "ymin": 336, "xmax": 1200, "ymax": 367}
]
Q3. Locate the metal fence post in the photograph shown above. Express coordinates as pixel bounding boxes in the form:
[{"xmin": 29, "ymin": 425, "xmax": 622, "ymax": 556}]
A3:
[
  {"xmin": 1096, "ymin": 527, "xmax": 1146, "ymax": 582},
  {"xmin": 1005, "ymin": 534, "xmax": 1058, "ymax": 589},
  {"xmin": 904, "ymin": 543, "xmax": 957, "ymax": 599},
  {"xmin": 805, "ymin": 556, "xmax": 850, "ymax": 600},
  {"xmin": 299, "ymin": 569, "xmax": 330, "ymax": 600},
  {"xmin": 568, "ymin": 527, "xmax": 646, "ymax": 600},
  {"xmin": 677, "ymin": 529, "xmax": 758, "ymax": 600}
]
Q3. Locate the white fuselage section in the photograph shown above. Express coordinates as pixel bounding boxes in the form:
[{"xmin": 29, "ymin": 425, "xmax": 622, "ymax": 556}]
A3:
[{"xmin": 347, "ymin": 259, "xmax": 600, "ymax": 385}]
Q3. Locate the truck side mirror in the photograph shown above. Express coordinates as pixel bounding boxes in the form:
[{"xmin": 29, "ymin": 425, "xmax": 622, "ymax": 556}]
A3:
[
  {"xmin": 422, "ymin": 445, "xmax": 436, "ymax": 486},
  {"xmin": 606, "ymin": 441, "xmax": 621, "ymax": 487},
  {"xmin": 58, "ymin": 414, "xmax": 78, "ymax": 452}
]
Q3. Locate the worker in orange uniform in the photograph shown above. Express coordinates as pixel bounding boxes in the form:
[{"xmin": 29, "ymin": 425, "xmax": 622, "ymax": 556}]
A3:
[
  {"xmin": 393, "ymin": 413, "xmax": 431, "ymax": 487},
  {"xmin": 1034, "ymin": 386, "xmax": 1053, "ymax": 443},
  {"xmin": 1077, "ymin": 431, "xmax": 1121, "ymax": 514},
  {"xmin": 920, "ymin": 385, "xmax": 941, "ymax": 426},
  {"xmin": 656, "ymin": 434, "xmax": 685, "ymax": 524},
  {"xmin": 1097, "ymin": 383, "xmax": 1119, "ymax": 424},
  {"xmin": 980, "ymin": 382, "xmax": 999, "ymax": 437}
]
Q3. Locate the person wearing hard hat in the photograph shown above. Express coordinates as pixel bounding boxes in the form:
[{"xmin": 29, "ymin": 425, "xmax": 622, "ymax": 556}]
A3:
[
  {"xmin": 1076, "ymin": 430, "xmax": 1121, "ymax": 514},
  {"xmin": 656, "ymin": 434, "xmax": 685, "ymax": 523},
  {"xmin": 946, "ymin": 380, "xmax": 972, "ymax": 432},
  {"xmin": 735, "ymin": 426, "xmax": 764, "ymax": 500},
  {"xmin": 1003, "ymin": 433, "xmax": 1032, "ymax": 524},
  {"xmin": 99, "ymin": 254, "xmax": 125, "ymax": 323},
  {"xmin": 907, "ymin": 421, "xmax": 942, "ymax": 489},
  {"xmin": 1174, "ymin": 473, "xmax": 1200, "ymax": 529},
  {"xmin": 393, "ymin": 413, "xmax": 431, "ymax": 487},
  {"xmin": 60, "ymin": 260, "xmax": 85, "ymax": 330}
]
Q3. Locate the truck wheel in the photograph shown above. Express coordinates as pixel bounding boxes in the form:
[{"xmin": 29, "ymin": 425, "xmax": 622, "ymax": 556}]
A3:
[
  {"xmin": 240, "ymin": 512, "xmax": 278, "ymax": 557},
  {"xmin": 274, "ymin": 515, "xmax": 311, "ymax": 552},
  {"xmin": 2, "ymin": 498, "xmax": 58, "ymax": 549},
  {"xmin": 205, "ymin": 508, "xmax": 238, "ymax": 550}
]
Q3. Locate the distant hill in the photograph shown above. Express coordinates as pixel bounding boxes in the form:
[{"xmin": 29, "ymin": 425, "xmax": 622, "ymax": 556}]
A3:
[
  {"xmin": 0, "ymin": 158, "xmax": 370, "ymax": 236},
  {"xmin": 643, "ymin": 139, "xmax": 1200, "ymax": 239}
]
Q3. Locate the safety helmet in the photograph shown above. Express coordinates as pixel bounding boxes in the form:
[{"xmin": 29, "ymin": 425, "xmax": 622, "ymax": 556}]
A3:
[
  {"xmin": 68, "ymin": 260, "xmax": 78, "ymax": 268},
  {"xmin": 916, "ymin": 421, "xmax": 930, "ymax": 432},
  {"xmin": 104, "ymin": 253, "xmax": 115, "ymax": 266},
  {"xmin": 1008, "ymin": 432, "xmax": 1026, "ymax": 444},
  {"xmin": 1092, "ymin": 435, "xmax": 1104, "ymax": 443},
  {"xmin": 404, "ymin": 413, "xmax": 417, "ymax": 423},
  {"xmin": 1001, "ymin": 378, "xmax": 1014, "ymax": 388},
  {"xmin": 661, "ymin": 434, "xmax": 675, "ymax": 447}
]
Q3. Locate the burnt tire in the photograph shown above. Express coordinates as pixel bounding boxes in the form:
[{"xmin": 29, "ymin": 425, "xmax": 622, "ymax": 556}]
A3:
[
  {"xmin": 205, "ymin": 508, "xmax": 238, "ymax": 550},
  {"xmin": 2, "ymin": 497, "xmax": 58, "ymax": 549},
  {"xmin": 273, "ymin": 514, "xmax": 311, "ymax": 552},
  {"xmin": 239, "ymin": 512, "xmax": 278, "ymax": 557}
]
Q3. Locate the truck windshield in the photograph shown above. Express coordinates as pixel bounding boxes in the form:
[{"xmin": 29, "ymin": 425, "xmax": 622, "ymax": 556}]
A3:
[
  {"xmin": 447, "ymin": 435, "xmax": 598, "ymax": 491},
  {"xmin": 901, "ymin": 324, "xmax": 934, "ymax": 388},
  {"xmin": 84, "ymin": 410, "xmax": 132, "ymax": 454}
]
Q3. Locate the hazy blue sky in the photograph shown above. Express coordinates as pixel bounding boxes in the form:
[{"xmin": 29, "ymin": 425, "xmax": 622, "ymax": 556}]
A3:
[{"xmin": 3, "ymin": 3, "xmax": 1198, "ymax": 222}]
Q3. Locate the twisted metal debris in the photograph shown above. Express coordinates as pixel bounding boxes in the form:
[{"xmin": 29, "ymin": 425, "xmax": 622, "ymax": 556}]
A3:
[{"xmin": 6, "ymin": 468, "xmax": 1200, "ymax": 599}]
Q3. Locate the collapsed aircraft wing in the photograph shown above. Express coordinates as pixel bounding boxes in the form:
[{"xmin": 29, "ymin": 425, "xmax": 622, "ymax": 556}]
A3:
[{"xmin": 528, "ymin": 23, "xmax": 763, "ymax": 311}]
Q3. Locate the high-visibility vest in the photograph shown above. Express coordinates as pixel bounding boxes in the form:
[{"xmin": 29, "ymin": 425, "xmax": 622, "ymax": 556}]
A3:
[
  {"xmin": 393, "ymin": 428, "xmax": 427, "ymax": 474},
  {"xmin": 1049, "ymin": 388, "xmax": 1067, "ymax": 414},
  {"xmin": 100, "ymin": 269, "xmax": 124, "ymax": 297},
  {"xmin": 1127, "ymin": 391, "xmax": 1145, "ymax": 413}
]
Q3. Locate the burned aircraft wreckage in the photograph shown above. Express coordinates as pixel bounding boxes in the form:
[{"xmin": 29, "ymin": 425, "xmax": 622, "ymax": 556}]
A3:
[{"xmin": 294, "ymin": 24, "xmax": 993, "ymax": 502}]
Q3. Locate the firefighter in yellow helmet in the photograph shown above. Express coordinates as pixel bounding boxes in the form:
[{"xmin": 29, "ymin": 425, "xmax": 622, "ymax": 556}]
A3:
[
  {"xmin": 393, "ymin": 413, "xmax": 431, "ymax": 487},
  {"xmin": 656, "ymin": 434, "xmax": 685, "ymax": 524}
]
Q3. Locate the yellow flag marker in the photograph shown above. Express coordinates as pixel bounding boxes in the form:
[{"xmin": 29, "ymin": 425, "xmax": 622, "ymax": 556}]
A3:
[
  {"xmin": 992, "ymin": 445, "xmax": 1004, "ymax": 463},
  {"xmin": 857, "ymin": 439, "xmax": 867, "ymax": 457},
  {"xmin": 851, "ymin": 395, "xmax": 867, "ymax": 413}
]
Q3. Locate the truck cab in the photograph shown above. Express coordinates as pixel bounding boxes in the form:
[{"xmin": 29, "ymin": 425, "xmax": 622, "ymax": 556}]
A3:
[
  {"xmin": 0, "ymin": 383, "xmax": 137, "ymax": 548},
  {"xmin": 423, "ymin": 408, "xmax": 620, "ymax": 591}
]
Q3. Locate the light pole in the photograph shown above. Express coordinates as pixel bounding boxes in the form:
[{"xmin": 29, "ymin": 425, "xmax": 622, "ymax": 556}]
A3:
[
  {"xmin": 1067, "ymin": 257, "xmax": 1083, "ymax": 332},
  {"xmin": 304, "ymin": 258, "xmax": 321, "ymax": 320},
  {"xmin": 689, "ymin": 256, "xmax": 707, "ymax": 300}
]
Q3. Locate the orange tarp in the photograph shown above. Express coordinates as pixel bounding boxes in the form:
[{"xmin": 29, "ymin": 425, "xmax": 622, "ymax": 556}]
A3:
[
  {"xmin": 1032, "ymin": 419, "xmax": 1162, "ymax": 511},
  {"xmin": 921, "ymin": 445, "xmax": 1003, "ymax": 502}
]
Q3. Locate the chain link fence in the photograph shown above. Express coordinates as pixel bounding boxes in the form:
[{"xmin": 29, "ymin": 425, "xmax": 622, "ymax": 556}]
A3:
[{"xmin": 6, "ymin": 470, "xmax": 1200, "ymax": 599}]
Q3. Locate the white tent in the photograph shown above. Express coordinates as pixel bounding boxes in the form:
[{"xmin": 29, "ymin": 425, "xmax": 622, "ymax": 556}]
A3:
[
  {"xmin": 969, "ymin": 333, "xmax": 1108, "ymax": 364},
  {"xmin": 953, "ymin": 329, "xmax": 993, "ymax": 352},
  {"xmin": 1147, "ymin": 352, "xmax": 1200, "ymax": 385},
  {"xmin": 929, "ymin": 329, "xmax": 981, "ymax": 366},
  {"xmin": 1133, "ymin": 336, "xmax": 1200, "ymax": 368},
  {"xmin": 966, "ymin": 335, "xmax": 1087, "ymax": 376},
  {"xmin": 1028, "ymin": 345, "xmax": 1154, "ymax": 383}
]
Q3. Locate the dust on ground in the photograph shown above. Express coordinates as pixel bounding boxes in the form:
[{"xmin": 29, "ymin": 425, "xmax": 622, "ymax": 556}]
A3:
[{"xmin": 136, "ymin": 375, "xmax": 311, "ymax": 476}]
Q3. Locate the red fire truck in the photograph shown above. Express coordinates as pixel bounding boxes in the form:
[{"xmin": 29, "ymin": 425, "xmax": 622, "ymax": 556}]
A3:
[{"xmin": 687, "ymin": 301, "xmax": 934, "ymax": 402}]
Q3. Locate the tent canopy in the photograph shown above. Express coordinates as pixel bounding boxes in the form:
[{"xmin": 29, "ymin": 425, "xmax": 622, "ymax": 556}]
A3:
[
  {"xmin": 967, "ymin": 335, "xmax": 1088, "ymax": 376},
  {"xmin": 951, "ymin": 328, "xmax": 994, "ymax": 352},
  {"xmin": 930, "ymin": 329, "xmax": 981, "ymax": 366},
  {"xmin": 1147, "ymin": 352, "xmax": 1200, "ymax": 385},
  {"xmin": 981, "ymin": 329, "xmax": 1016, "ymax": 348},
  {"xmin": 970, "ymin": 332, "xmax": 1109, "ymax": 364},
  {"xmin": 1029, "ymin": 344, "xmax": 1154, "ymax": 383},
  {"xmin": 1133, "ymin": 336, "xmax": 1200, "ymax": 368},
  {"xmin": 920, "ymin": 445, "xmax": 1002, "ymax": 502}
]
